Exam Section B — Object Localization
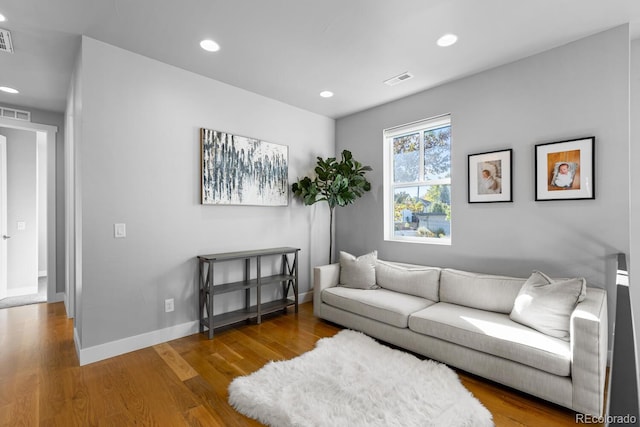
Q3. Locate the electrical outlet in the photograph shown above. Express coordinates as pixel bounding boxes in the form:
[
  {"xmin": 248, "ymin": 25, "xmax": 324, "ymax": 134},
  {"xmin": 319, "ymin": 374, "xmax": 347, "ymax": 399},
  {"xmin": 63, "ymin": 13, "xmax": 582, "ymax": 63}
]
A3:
[{"xmin": 164, "ymin": 298, "xmax": 174, "ymax": 313}]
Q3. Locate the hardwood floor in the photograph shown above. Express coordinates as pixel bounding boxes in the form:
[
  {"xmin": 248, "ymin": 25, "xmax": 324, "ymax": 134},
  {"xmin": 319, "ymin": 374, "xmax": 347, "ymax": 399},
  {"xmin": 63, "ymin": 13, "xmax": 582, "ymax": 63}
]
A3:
[{"xmin": 0, "ymin": 301, "xmax": 602, "ymax": 426}]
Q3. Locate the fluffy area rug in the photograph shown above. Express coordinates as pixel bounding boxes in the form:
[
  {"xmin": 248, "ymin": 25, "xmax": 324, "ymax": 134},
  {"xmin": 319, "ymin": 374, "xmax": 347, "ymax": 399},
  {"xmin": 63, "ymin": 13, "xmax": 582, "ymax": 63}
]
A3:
[{"xmin": 228, "ymin": 329, "xmax": 493, "ymax": 427}]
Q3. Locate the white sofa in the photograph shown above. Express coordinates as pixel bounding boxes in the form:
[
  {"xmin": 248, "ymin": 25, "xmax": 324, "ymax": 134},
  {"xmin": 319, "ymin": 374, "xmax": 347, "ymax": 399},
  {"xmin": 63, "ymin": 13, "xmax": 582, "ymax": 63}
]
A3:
[{"xmin": 313, "ymin": 258, "xmax": 608, "ymax": 416}]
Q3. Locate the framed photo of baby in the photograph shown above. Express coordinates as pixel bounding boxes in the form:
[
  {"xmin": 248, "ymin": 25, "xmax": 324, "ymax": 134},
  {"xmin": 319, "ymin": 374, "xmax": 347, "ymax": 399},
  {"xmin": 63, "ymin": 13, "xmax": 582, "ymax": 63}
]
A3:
[
  {"xmin": 535, "ymin": 137, "xmax": 595, "ymax": 201},
  {"xmin": 468, "ymin": 149, "xmax": 512, "ymax": 203}
]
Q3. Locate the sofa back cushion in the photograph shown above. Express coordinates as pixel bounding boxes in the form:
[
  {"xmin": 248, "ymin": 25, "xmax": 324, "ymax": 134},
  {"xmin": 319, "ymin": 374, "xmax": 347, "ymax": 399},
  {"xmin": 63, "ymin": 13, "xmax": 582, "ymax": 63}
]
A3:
[
  {"xmin": 440, "ymin": 268, "xmax": 526, "ymax": 313},
  {"xmin": 376, "ymin": 260, "xmax": 440, "ymax": 302}
]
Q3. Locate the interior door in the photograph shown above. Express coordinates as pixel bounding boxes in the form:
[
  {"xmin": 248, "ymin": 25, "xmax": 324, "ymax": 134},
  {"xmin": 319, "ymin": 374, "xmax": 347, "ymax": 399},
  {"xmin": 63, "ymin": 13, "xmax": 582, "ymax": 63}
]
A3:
[{"xmin": 0, "ymin": 135, "xmax": 7, "ymax": 300}]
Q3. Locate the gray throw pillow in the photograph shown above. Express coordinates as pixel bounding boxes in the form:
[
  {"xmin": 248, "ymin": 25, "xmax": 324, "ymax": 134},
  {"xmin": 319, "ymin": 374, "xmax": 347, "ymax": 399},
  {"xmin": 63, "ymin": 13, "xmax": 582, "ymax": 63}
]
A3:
[
  {"xmin": 339, "ymin": 250, "xmax": 379, "ymax": 290},
  {"xmin": 509, "ymin": 271, "xmax": 587, "ymax": 340}
]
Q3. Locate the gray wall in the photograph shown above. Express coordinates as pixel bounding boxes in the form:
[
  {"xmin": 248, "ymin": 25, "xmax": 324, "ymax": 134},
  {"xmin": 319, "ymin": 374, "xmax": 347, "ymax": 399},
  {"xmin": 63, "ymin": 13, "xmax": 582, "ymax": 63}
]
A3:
[
  {"xmin": 2, "ymin": 128, "xmax": 38, "ymax": 294},
  {"xmin": 629, "ymin": 37, "xmax": 640, "ymax": 408},
  {"xmin": 74, "ymin": 37, "xmax": 335, "ymax": 349},
  {"xmin": 335, "ymin": 26, "xmax": 631, "ymax": 348}
]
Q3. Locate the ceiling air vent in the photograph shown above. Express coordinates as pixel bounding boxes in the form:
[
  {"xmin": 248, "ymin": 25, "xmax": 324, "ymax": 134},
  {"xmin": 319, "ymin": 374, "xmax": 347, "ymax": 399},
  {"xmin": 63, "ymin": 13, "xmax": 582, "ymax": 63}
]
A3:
[
  {"xmin": 0, "ymin": 106, "xmax": 31, "ymax": 122},
  {"xmin": 0, "ymin": 29, "xmax": 14, "ymax": 53},
  {"xmin": 384, "ymin": 72, "xmax": 414, "ymax": 86}
]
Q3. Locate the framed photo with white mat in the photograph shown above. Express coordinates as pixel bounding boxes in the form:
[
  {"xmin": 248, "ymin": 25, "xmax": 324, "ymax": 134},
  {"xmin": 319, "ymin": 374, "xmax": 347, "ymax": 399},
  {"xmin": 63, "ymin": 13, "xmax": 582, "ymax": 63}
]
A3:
[
  {"xmin": 468, "ymin": 148, "xmax": 512, "ymax": 203},
  {"xmin": 535, "ymin": 136, "xmax": 595, "ymax": 201}
]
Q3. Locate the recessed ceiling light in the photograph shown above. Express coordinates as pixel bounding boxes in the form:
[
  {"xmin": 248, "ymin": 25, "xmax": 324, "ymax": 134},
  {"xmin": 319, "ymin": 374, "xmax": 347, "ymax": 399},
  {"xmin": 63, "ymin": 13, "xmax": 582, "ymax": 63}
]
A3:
[
  {"xmin": 0, "ymin": 13, "xmax": 6, "ymax": 22},
  {"xmin": 0, "ymin": 86, "xmax": 19, "ymax": 94},
  {"xmin": 319, "ymin": 91, "xmax": 334, "ymax": 98},
  {"xmin": 200, "ymin": 39, "xmax": 220, "ymax": 52},
  {"xmin": 437, "ymin": 33, "xmax": 458, "ymax": 47}
]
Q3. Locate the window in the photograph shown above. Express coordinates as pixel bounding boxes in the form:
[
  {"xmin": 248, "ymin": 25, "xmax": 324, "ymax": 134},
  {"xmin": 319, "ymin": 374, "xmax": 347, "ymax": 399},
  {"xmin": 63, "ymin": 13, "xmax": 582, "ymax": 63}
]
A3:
[{"xmin": 383, "ymin": 115, "xmax": 451, "ymax": 244}]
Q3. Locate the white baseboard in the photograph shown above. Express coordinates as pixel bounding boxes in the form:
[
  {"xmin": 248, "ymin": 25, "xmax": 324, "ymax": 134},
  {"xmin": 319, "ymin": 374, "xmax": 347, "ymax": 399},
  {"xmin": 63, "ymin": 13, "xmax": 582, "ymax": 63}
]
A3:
[
  {"xmin": 7, "ymin": 286, "xmax": 38, "ymax": 297},
  {"xmin": 51, "ymin": 292, "xmax": 65, "ymax": 303},
  {"xmin": 75, "ymin": 294, "xmax": 313, "ymax": 366},
  {"xmin": 76, "ymin": 320, "xmax": 199, "ymax": 366},
  {"xmin": 299, "ymin": 290, "xmax": 313, "ymax": 304}
]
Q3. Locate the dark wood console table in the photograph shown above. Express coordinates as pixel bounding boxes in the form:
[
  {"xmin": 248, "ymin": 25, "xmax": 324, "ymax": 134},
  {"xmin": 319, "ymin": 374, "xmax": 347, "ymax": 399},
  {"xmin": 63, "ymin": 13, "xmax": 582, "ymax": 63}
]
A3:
[{"xmin": 197, "ymin": 247, "xmax": 300, "ymax": 339}]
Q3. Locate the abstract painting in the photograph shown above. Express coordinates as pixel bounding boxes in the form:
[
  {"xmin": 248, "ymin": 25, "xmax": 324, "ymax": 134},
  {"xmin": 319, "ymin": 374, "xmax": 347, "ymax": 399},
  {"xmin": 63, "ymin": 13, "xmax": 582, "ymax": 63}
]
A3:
[{"xmin": 201, "ymin": 128, "xmax": 289, "ymax": 206}]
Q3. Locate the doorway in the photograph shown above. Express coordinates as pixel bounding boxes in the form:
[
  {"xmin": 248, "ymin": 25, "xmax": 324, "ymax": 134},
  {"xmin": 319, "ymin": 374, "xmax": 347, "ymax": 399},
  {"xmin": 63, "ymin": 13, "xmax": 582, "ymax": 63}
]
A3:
[{"xmin": 0, "ymin": 117, "xmax": 57, "ymax": 307}]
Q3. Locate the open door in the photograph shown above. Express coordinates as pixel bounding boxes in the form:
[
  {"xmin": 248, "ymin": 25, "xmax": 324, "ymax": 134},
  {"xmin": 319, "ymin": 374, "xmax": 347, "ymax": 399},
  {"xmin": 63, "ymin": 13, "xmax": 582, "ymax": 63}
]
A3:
[{"xmin": 0, "ymin": 135, "xmax": 7, "ymax": 300}]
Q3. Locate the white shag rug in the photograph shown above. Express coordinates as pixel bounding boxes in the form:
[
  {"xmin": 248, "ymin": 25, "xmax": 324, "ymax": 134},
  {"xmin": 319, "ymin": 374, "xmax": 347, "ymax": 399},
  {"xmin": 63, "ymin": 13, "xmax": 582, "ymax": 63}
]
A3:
[{"xmin": 228, "ymin": 330, "xmax": 493, "ymax": 427}]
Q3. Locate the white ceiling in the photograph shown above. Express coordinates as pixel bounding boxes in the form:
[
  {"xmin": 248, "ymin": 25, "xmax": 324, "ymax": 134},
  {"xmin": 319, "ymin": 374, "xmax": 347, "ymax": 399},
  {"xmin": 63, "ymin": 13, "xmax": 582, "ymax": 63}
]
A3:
[{"xmin": 0, "ymin": 0, "xmax": 639, "ymax": 119}]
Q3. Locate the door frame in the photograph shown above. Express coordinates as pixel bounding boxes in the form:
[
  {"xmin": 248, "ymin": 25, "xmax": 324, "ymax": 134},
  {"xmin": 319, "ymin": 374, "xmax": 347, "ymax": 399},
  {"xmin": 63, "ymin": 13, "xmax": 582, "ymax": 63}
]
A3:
[
  {"xmin": 0, "ymin": 135, "xmax": 6, "ymax": 300},
  {"xmin": 0, "ymin": 118, "xmax": 58, "ymax": 303}
]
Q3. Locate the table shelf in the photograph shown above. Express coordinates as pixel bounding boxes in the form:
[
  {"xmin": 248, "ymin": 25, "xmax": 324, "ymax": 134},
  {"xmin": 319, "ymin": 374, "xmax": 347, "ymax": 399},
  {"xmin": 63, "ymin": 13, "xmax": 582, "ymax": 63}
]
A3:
[
  {"xmin": 207, "ymin": 274, "xmax": 297, "ymax": 296},
  {"xmin": 200, "ymin": 298, "xmax": 296, "ymax": 330},
  {"xmin": 197, "ymin": 247, "xmax": 300, "ymax": 339}
]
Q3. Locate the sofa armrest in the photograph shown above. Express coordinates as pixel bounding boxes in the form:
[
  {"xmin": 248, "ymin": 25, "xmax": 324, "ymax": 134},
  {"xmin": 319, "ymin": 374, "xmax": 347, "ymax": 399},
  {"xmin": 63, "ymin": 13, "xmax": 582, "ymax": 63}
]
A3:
[
  {"xmin": 313, "ymin": 263, "xmax": 340, "ymax": 317},
  {"xmin": 570, "ymin": 287, "xmax": 608, "ymax": 416}
]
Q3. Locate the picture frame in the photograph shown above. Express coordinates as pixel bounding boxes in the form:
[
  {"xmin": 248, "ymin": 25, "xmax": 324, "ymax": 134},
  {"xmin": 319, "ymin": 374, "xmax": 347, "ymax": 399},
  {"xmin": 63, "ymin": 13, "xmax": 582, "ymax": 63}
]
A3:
[
  {"xmin": 535, "ymin": 137, "xmax": 595, "ymax": 201},
  {"xmin": 468, "ymin": 149, "xmax": 513, "ymax": 203},
  {"xmin": 200, "ymin": 128, "xmax": 289, "ymax": 206}
]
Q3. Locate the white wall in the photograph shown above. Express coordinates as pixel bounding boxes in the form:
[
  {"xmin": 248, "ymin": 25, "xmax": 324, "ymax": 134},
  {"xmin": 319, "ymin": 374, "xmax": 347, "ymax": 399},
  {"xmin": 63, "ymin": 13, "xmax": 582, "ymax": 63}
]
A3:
[
  {"xmin": 335, "ymin": 26, "xmax": 630, "ymax": 349},
  {"xmin": 73, "ymin": 37, "xmax": 334, "ymax": 355},
  {"xmin": 2, "ymin": 127, "xmax": 38, "ymax": 295}
]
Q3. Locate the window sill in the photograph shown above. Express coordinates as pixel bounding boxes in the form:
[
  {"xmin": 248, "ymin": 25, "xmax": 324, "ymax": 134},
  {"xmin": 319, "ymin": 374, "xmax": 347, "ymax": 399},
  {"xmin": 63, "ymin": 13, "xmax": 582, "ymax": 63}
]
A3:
[{"xmin": 385, "ymin": 236, "xmax": 451, "ymax": 246}]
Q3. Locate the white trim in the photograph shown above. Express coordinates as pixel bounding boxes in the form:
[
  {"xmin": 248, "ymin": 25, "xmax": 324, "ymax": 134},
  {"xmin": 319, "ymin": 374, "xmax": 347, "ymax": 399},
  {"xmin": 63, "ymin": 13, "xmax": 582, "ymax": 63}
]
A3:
[
  {"xmin": 0, "ymin": 136, "xmax": 6, "ymax": 300},
  {"xmin": 0, "ymin": 117, "xmax": 58, "ymax": 304},
  {"xmin": 38, "ymin": 270, "xmax": 47, "ymax": 277},
  {"xmin": 299, "ymin": 290, "xmax": 313, "ymax": 304},
  {"xmin": 74, "ymin": 327, "xmax": 81, "ymax": 361},
  {"xmin": 76, "ymin": 320, "xmax": 199, "ymax": 366},
  {"xmin": 75, "ymin": 296, "xmax": 312, "ymax": 366},
  {"xmin": 0, "ymin": 117, "xmax": 57, "ymax": 134},
  {"xmin": 6, "ymin": 285, "xmax": 38, "ymax": 297},
  {"xmin": 53, "ymin": 291, "xmax": 65, "ymax": 303},
  {"xmin": 383, "ymin": 113, "xmax": 451, "ymax": 136},
  {"xmin": 383, "ymin": 114, "xmax": 452, "ymax": 243}
]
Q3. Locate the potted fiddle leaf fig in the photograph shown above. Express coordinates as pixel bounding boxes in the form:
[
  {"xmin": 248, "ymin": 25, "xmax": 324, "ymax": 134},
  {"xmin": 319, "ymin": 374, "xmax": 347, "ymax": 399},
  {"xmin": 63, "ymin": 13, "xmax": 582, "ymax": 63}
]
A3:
[{"xmin": 292, "ymin": 150, "xmax": 372, "ymax": 263}]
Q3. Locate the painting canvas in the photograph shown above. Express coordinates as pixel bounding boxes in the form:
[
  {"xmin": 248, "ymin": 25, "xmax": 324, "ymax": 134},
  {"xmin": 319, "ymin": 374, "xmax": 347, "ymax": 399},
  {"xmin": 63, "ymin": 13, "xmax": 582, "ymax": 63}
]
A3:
[{"xmin": 201, "ymin": 128, "xmax": 289, "ymax": 206}]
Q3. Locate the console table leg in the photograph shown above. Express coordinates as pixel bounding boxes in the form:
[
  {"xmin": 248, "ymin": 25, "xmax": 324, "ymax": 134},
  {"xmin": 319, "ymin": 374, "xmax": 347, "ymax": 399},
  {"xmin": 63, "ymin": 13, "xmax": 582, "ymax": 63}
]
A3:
[
  {"xmin": 198, "ymin": 260, "xmax": 204, "ymax": 333},
  {"xmin": 256, "ymin": 256, "xmax": 262, "ymax": 324},
  {"xmin": 207, "ymin": 261, "xmax": 214, "ymax": 339}
]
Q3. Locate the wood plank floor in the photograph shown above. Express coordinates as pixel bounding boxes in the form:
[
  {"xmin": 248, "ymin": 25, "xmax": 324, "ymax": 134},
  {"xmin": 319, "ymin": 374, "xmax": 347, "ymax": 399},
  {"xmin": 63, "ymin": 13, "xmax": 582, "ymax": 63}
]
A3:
[{"xmin": 0, "ymin": 301, "xmax": 602, "ymax": 426}]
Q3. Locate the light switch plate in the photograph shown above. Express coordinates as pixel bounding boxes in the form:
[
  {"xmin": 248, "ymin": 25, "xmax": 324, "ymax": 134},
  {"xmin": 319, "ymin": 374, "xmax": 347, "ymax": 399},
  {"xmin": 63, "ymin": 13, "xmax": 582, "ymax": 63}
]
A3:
[{"xmin": 114, "ymin": 223, "xmax": 126, "ymax": 238}]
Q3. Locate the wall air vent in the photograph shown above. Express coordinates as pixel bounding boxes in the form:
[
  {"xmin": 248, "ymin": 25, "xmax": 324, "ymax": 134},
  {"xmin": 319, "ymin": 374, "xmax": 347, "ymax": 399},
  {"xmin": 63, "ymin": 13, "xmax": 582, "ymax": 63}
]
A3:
[
  {"xmin": 0, "ymin": 106, "xmax": 31, "ymax": 122},
  {"xmin": 384, "ymin": 72, "xmax": 414, "ymax": 86},
  {"xmin": 0, "ymin": 29, "xmax": 14, "ymax": 53}
]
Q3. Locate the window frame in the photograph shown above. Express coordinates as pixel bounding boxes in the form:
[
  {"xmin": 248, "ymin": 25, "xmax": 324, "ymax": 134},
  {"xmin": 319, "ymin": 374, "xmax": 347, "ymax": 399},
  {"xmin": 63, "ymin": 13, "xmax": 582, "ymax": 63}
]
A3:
[{"xmin": 383, "ymin": 114, "xmax": 452, "ymax": 245}]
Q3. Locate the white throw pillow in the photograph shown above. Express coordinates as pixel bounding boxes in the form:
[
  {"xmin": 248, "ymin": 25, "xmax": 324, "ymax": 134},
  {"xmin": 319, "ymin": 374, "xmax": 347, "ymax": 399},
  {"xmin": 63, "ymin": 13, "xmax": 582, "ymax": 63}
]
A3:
[
  {"xmin": 339, "ymin": 251, "xmax": 379, "ymax": 290},
  {"xmin": 509, "ymin": 271, "xmax": 587, "ymax": 340}
]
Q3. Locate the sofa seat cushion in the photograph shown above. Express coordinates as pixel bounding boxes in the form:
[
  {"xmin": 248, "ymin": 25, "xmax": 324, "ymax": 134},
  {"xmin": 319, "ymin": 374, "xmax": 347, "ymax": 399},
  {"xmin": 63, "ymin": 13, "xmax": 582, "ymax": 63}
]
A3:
[
  {"xmin": 322, "ymin": 287, "xmax": 435, "ymax": 328},
  {"xmin": 409, "ymin": 303, "xmax": 571, "ymax": 376}
]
